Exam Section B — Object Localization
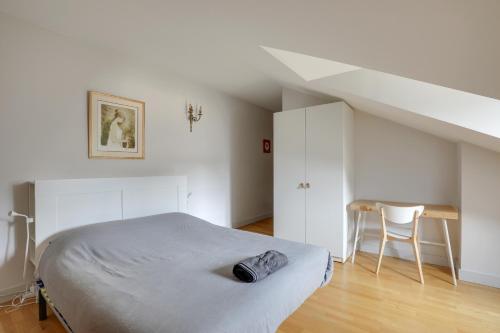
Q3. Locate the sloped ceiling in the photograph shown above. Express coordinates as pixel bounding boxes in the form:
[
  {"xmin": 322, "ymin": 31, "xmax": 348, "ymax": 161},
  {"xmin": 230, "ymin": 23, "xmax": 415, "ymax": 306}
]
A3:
[
  {"xmin": 264, "ymin": 46, "xmax": 500, "ymax": 151},
  {"xmin": 1, "ymin": 0, "xmax": 500, "ymax": 150}
]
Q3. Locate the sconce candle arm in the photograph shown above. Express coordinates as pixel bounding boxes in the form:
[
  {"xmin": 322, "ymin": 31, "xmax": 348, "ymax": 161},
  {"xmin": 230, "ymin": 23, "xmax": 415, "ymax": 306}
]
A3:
[{"xmin": 187, "ymin": 104, "xmax": 203, "ymax": 132}]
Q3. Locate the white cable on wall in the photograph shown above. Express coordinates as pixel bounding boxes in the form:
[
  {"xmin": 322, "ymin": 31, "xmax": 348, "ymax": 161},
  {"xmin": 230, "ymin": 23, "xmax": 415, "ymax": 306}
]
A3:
[{"xmin": 1, "ymin": 211, "xmax": 36, "ymax": 312}]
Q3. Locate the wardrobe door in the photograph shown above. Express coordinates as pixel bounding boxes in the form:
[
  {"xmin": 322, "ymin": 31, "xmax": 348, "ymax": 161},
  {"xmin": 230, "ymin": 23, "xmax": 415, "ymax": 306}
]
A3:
[
  {"xmin": 273, "ymin": 108, "xmax": 306, "ymax": 243},
  {"xmin": 305, "ymin": 104, "xmax": 344, "ymax": 256}
]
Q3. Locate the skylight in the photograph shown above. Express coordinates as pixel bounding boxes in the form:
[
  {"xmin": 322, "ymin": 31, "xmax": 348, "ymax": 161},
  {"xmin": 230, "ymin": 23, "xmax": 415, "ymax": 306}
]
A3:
[{"xmin": 261, "ymin": 46, "xmax": 360, "ymax": 81}]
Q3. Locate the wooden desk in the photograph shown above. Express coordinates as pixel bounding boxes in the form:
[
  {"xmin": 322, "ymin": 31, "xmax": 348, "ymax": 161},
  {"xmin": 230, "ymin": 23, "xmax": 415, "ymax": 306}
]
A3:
[
  {"xmin": 350, "ymin": 200, "xmax": 459, "ymax": 220},
  {"xmin": 349, "ymin": 199, "xmax": 458, "ymax": 285}
]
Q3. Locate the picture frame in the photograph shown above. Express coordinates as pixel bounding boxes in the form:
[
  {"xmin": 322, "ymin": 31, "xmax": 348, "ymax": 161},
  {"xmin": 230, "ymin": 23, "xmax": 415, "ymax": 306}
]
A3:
[{"xmin": 88, "ymin": 91, "xmax": 145, "ymax": 159}]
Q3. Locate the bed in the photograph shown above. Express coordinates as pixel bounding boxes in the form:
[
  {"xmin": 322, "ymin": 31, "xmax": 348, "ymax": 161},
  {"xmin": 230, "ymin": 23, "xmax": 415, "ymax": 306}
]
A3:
[{"xmin": 33, "ymin": 177, "xmax": 333, "ymax": 333}]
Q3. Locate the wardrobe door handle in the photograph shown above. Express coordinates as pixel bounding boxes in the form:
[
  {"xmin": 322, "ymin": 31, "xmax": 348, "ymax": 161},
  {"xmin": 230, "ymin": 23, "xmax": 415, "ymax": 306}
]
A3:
[
  {"xmin": 305, "ymin": 183, "xmax": 310, "ymax": 188},
  {"xmin": 298, "ymin": 183, "xmax": 305, "ymax": 189}
]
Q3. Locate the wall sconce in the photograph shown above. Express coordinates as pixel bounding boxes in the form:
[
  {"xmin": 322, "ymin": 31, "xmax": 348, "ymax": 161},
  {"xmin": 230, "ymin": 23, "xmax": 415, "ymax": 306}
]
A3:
[{"xmin": 187, "ymin": 103, "xmax": 202, "ymax": 132}]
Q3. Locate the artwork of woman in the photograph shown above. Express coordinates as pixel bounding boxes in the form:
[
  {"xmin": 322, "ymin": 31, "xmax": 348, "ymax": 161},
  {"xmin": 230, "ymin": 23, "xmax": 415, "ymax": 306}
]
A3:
[{"xmin": 107, "ymin": 110, "xmax": 126, "ymax": 149}]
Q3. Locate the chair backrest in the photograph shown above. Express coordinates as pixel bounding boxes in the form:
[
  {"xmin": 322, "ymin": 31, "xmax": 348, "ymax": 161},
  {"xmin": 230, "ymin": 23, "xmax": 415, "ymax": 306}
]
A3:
[{"xmin": 375, "ymin": 203, "xmax": 424, "ymax": 225}]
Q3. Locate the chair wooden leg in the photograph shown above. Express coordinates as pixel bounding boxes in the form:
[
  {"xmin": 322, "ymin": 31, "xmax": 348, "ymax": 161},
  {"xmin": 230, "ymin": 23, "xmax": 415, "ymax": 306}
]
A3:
[
  {"xmin": 375, "ymin": 236, "xmax": 386, "ymax": 275},
  {"xmin": 412, "ymin": 240, "xmax": 424, "ymax": 284}
]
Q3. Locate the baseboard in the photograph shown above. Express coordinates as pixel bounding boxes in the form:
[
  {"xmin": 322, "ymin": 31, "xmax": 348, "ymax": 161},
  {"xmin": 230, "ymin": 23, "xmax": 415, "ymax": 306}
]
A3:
[
  {"xmin": 232, "ymin": 213, "xmax": 272, "ymax": 229},
  {"xmin": 0, "ymin": 282, "xmax": 26, "ymax": 303},
  {"xmin": 459, "ymin": 269, "xmax": 500, "ymax": 288},
  {"xmin": 359, "ymin": 242, "xmax": 452, "ymax": 267}
]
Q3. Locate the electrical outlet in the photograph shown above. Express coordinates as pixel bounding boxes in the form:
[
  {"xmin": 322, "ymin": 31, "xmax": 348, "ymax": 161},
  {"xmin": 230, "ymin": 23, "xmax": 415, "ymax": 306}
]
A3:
[{"xmin": 20, "ymin": 284, "xmax": 35, "ymax": 303}]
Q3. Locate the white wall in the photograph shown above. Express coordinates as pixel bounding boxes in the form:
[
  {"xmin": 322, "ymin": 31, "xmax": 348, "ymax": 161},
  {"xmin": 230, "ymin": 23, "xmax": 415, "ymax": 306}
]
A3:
[
  {"xmin": 354, "ymin": 112, "xmax": 459, "ymax": 265},
  {"xmin": 459, "ymin": 143, "xmax": 500, "ymax": 288},
  {"xmin": 0, "ymin": 14, "xmax": 272, "ymax": 296}
]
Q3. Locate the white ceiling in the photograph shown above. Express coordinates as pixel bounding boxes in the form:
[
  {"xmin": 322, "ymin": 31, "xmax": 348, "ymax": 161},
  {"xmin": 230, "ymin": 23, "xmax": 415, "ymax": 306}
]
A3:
[
  {"xmin": 1, "ymin": 0, "xmax": 499, "ymax": 111},
  {"xmin": 1, "ymin": 0, "xmax": 500, "ymax": 149}
]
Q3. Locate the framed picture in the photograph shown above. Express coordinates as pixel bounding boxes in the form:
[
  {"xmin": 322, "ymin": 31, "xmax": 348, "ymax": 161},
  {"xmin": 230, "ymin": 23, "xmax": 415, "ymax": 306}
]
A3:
[{"xmin": 88, "ymin": 91, "xmax": 145, "ymax": 159}]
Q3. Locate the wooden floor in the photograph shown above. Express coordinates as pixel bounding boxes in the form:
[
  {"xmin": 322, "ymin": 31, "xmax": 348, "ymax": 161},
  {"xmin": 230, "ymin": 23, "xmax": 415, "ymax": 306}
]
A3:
[
  {"xmin": 244, "ymin": 219, "xmax": 500, "ymax": 333},
  {"xmin": 2, "ymin": 218, "xmax": 500, "ymax": 333}
]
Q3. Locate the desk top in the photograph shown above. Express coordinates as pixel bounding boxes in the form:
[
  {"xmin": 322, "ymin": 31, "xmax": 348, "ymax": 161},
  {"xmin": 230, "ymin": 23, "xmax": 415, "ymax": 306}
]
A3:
[{"xmin": 349, "ymin": 200, "xmax": 459, "ymax": 220}]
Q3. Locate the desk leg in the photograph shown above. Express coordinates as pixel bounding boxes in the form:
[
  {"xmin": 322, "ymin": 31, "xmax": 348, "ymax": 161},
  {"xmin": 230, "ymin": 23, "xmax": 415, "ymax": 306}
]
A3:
[
  {"xmin": 351, "ymin": 211, "xmax": 363, "ymax": 264},
  {"xmin": 360, "ymin": 213, "xmax": 367, "ymax": 244},
  {"xmin": 442, "ymin": 219, "xmax": 457, "ymax": 286}
]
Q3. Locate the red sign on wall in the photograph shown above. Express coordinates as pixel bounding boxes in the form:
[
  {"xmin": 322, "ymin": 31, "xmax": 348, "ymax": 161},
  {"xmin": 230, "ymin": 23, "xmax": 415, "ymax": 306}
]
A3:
[{"xmin": 263, "ymin": 139, "xmax": 271, "ymax": 153}]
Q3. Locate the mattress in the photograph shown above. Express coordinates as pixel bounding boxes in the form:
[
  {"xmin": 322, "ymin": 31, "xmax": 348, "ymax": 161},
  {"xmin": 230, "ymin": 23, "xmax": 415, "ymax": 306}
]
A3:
[{"xmin": 38, "ymin": 213, "xmax": 333, "ymax": 333}]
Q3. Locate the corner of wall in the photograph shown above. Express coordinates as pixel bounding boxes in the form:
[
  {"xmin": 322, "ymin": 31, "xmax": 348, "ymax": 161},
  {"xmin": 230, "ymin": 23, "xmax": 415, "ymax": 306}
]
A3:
[
  {"xmin": 456, "ymin": 142, "xmax": 463, "ymax": 269},
  {"xmin": 281, "ymin": 87, "xmax": 336, "ymax": 111},
  {"xmin": 232, "ymin": 212, "xmax": 273, "ymax": 229}
]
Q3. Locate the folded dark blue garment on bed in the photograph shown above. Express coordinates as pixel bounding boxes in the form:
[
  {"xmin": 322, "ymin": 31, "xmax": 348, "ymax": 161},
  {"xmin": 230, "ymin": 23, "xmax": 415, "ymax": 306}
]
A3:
[{"xmin": 233, "ymin": 250, "xmax": 288, "ymax": 283}]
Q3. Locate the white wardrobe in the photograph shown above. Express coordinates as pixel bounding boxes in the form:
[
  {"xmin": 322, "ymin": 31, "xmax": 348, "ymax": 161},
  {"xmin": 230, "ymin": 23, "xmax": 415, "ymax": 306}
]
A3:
[{"xmin": 274, "ymin": 102, "xmax": 354, "ymax": 262}]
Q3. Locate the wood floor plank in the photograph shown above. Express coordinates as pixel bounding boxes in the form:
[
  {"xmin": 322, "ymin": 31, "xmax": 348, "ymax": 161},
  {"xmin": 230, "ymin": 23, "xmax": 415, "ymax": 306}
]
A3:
[{"xmin": 1, "ymin": 218, "xmax": 499, "ymax": 332}]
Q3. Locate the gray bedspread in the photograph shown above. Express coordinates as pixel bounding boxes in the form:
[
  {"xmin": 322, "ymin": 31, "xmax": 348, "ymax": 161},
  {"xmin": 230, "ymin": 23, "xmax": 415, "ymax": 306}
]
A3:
[{"xmin": 38, "ymin": 213, "xmax": 333, "ymax": 333}]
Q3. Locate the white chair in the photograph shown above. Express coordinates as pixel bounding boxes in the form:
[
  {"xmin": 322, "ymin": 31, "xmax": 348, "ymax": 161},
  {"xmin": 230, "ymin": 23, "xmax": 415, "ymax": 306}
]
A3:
[{"xmin": 375, "ymin": 203, "xmax": 425, "ymax": 284}]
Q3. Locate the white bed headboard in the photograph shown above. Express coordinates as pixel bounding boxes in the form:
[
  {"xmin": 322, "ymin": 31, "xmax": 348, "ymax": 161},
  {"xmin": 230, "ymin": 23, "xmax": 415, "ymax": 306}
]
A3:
[{"xmin": 34, "ymin": 176, "xmax": 187, "ymax": 265}]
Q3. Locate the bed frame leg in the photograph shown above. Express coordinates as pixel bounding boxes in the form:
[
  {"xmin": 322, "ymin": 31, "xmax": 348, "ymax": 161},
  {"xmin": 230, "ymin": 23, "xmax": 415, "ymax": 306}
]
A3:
[{"xmin": 39, "ymin": 289, "xmax": 47, "ymax": 321}]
